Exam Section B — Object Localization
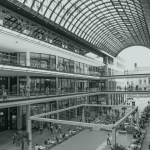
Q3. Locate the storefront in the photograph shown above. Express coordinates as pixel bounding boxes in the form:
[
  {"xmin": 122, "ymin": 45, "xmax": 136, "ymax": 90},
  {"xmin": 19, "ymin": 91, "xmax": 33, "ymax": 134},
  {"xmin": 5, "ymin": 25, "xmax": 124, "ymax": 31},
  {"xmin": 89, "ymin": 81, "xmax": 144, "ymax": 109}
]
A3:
[
  {"xmin": 58, "ymin": 78, "xmax": 75, "ymax": 94},
  {"xmin": 30, "ymin": 77, "xmax": 56, "ymax": 95},
  {"xmin": 59, "ymin": 97, "xmax": 87, "ymax": 120},
  {"xmin": 0, "ymin": 77, "xmax": 8, "ymax": 94},
  {"xmin": 30, "ymin": 53, "xmax": 56, "ymax": 70},
  {"xmin": 76, "ymin": 79, "xmax": 87, "ymax": 92},
  {"xmin": 0, "ymin": 107, "xmax": 17, "ymax": 132},
  {"xmin": 0, "ymin": 108, "xmax": 8, "ymax": 132}
]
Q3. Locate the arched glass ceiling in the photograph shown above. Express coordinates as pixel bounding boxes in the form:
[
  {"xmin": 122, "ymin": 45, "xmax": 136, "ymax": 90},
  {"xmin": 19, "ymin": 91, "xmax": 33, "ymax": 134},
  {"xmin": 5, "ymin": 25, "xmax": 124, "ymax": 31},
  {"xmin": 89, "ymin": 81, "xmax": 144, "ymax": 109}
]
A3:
[{"xmin": 9, "ymin": 0, "xmax": 150, "ymax": 57}]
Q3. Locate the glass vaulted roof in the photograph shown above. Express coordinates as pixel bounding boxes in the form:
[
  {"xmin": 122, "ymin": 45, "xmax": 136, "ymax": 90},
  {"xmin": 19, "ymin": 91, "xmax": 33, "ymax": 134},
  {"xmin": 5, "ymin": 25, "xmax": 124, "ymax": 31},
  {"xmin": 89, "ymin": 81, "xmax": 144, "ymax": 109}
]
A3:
[{"xmin": 8, "ymin": 0, "xmax": 150, "ymax": 57}]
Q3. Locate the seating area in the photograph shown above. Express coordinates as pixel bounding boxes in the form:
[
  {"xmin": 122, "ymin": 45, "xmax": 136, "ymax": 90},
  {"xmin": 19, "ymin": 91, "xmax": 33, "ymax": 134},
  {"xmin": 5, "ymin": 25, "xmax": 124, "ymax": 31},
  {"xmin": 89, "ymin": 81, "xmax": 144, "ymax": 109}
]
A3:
[
  {"xmin": 38, "ymin": 126, "xmax": 83, "ymax": 150},
  {"xmin": 126, "ymin": 105, "xmax": 150, "ymax": 150}
]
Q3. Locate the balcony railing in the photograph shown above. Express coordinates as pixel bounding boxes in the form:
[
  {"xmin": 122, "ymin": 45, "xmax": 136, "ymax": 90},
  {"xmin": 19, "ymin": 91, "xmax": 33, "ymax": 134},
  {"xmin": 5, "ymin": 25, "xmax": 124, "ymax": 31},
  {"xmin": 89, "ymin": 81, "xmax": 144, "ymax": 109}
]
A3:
[{"xmin": 0, "ymin": 55, "xmax": 101, "ymax": 77}]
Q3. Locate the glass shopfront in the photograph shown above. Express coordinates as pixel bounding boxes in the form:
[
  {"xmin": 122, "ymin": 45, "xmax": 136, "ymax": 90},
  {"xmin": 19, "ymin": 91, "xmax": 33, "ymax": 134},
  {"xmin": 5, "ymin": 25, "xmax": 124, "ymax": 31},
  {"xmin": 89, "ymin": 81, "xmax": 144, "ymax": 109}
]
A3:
[
  {"xmin": 0, "ymin": 77, "xmax": 8, "ymax": 94},
  {"xmin": 89, "ymin": 95, "xmax": 98, "ymax": 104},
  {"xmin": 30, "ymin": 53, "xmax": 56, "ymax": 70},
  {"xmin": 0, "ymin": 108, "xmax": 8, "ymax": 132},
  {"xmin": 58, "ymin": 78, "xmax": 75, "ymax": 94},
  {"xmin": 58, "ymin": 57, "xmax": 75, "ymax": 73},
  {"xmin": 76, "ymin": 79, "xmax": 87, "ymax": 92},
  {"xmin": 30, "ymin": 77, "xmax": 56, "ymax": 95},
  {"xmin": 59, "ymin": 97, "xmax": 87, "ymax": 120}
]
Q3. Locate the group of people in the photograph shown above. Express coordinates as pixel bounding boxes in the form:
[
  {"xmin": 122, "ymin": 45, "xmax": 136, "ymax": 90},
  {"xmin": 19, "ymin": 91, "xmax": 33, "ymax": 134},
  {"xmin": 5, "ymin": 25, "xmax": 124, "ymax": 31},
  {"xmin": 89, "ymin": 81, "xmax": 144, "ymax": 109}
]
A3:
[{"xmin": 44, "ymin": 126, "xmax": 82, "ymax": 146}]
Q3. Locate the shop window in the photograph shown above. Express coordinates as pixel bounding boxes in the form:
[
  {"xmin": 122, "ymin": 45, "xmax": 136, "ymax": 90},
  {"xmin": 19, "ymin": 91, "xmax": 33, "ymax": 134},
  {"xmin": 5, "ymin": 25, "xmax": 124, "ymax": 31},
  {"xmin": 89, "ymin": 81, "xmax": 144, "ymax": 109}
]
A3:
[
  {"xmin": 19, "ymin": 53, "xmax": 26, "ymax": 66},
  {"xmin": 58, "ymin": 57, "xmax": 64, "ymax": 71},
  {"xmin": 30, "ymin": 53, "xmax": 41, "ymax": 68},
  {"xmin": 50, "ymin": 55, "xmax": 56, "ymax": 70},
  {"xmin": 76, "ymin": 62, "xmax": 80, "ymax": 74}
]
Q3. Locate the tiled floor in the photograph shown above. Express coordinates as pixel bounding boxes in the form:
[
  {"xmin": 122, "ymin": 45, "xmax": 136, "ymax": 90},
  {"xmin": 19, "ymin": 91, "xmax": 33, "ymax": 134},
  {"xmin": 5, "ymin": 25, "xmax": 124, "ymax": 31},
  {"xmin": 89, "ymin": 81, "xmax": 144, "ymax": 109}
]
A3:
[
  {"xmin": 142, "ymin": 124, "xmax": 150, "ymax": 150},
  {"xmin": 0, "ymin": 116, "xmax": 82, "ymax": 150}
]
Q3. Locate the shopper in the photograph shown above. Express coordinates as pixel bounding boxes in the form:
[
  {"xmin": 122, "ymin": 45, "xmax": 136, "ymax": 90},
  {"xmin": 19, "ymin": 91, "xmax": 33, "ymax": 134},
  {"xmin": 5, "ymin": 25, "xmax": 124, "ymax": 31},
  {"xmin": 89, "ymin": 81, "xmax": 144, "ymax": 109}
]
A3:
[
  {"xmin": 40, "ymin": 126, "xmax": 43, "ymax": 135},
  {"xmin": 107, "ymin": 133, "xmax": 111, "ymax": 145},
  {"xmin": 26, "ymin": 87, "xmax": 30, "ymax": 98},
  {"xmin": 50, "ymin": 125, "xmax": 54, "ymax": 133},
  {"xmin": 2, "ymin": 91, "xmax": 8, "ymax": 101},
  {"xmin": 35, "ymin": 144, "xmax": 39, "ymax": 150},
  {"xmin": 12, "ymin": 133, "xmax": 16, "ymax": 144},
  {"xmin": 58, "ymin": 124, "xmax": 62, "ymax": 133},
  {"xmin": 34, "ymin": 86, "xmax": 38, "ymax": 97},
  {"xmin": 55, "ymin": 124, "xmax": 58, "ymax": 132},
  {"xmin": 20, "ymin": 87, "xmax": 24, "ymax": 98},
  {"xmin": 46, "ymin": 86, "xmax": 49, "ymax": 96}
]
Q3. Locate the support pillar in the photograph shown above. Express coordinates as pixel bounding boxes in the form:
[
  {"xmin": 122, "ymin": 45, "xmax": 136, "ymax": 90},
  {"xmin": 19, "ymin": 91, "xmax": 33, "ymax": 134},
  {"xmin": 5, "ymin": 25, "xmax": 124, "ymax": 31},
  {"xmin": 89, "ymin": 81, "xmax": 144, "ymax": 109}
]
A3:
[
  {"xmin": 27, "ymin": 119, "xmax": 32, "ymax": 150},
  {"xmin": 112, "ymin": 128, "xmax": 116, "ymax": 146},
  {"xmin": 136, "ymin": 110, "xmax": 139, "ymax": 130},
  {"xmin": 17, "ymin": 106, "xmax": 22, "ymax": 130},
  {"xmin": 82, "ymin": 106, "xmax": 85, "ymax": 122},
  {"xmin": 26, "ymin": 50, "xmax": 30, "ymax": 66},
  {"xmin": 75, "ymin": 108, "xmax": 77, "ymax": 118},
  {"xmin": 26, "ymin": 75, "xmax": 30, "ymax": 88},
  {"xmin": 17, "ymin": 53, "xmax": 20, "ymax": 65},
  {"xmin": 75, "ymin": 78, "xmax": 77, "ymax": 93},
  {"xmin": 17, "ymin": 77, "xmax": 19, "ymax": 95},
  {"xmin": 104, "ymin": 55, "xmax": 109, "ymax": 105},
  {"xmin": 56, "ymin": 56, "xmax": 58, "ymax": 70},
  {"xmin": 8, "ymin": 77, "xmax": 10, "ymax": 94},
  {"xmin": 56, "ymin": 77, "xmax": 59, "ymax": 95},
  {"xmin": 26, "ymin": 104, "xmax": 32, "ymax": 150},
  {"xmin": 56, "ymin": 100, "xmax": 59, "ymax": 119},
  {"xmin": 8, "ymin": 108, "xmax": 10, "ymax": 130}
]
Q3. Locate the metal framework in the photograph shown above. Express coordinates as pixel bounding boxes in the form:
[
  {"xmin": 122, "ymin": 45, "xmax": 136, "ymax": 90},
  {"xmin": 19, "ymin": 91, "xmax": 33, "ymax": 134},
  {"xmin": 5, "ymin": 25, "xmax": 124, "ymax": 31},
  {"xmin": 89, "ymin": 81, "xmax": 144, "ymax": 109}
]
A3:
[
  {"xmin": 28, "ymin": 104, "xmax": 139, "ymax": 149},
  {"xmin": 5, "ymin": 0, "xmax": 150, "ymax": 57}
]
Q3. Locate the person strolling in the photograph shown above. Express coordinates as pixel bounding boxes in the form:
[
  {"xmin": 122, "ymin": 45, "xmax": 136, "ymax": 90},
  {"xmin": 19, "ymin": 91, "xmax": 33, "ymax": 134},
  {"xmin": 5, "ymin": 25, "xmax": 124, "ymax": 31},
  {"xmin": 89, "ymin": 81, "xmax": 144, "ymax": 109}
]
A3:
[{"xmin": 107, "ymin": 133, "xmax": 111, "ymax": 145}]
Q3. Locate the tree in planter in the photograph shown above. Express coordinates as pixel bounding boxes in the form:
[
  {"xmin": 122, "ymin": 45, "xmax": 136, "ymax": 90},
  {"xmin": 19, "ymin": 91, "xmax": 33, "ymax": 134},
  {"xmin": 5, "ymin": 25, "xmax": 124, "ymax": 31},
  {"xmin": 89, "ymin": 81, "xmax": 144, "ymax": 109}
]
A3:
[
  {"xmin": 14, "ymin": 130, "xmax": 30, "ymax": 150},
  {"xmin": 110, "ymin": 143, "xmax": 127, "ymax": 150}
]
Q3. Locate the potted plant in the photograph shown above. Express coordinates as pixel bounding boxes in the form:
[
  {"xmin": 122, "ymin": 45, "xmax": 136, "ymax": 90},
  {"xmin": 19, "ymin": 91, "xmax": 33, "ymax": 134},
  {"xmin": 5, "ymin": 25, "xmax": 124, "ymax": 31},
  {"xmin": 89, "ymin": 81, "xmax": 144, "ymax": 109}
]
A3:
[
  {"xmin": 110, "ymin": 143, "xmax": 127, "ymax": 150},
  {"xmin": 14, "ymin": 130, "xmax": 30, "ymax": 150}
]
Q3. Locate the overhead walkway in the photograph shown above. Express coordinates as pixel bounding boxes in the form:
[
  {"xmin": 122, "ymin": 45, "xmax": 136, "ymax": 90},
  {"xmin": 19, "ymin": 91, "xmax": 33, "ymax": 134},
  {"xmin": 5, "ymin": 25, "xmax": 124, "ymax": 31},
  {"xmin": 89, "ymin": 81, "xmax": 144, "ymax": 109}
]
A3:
[
  {"xmin": 101, "ymin": 73, "xmax": 150, "ymax": 79},
  {"xmin": 1, "ymin": 90, "xmax": 150, "ymax": 108}
]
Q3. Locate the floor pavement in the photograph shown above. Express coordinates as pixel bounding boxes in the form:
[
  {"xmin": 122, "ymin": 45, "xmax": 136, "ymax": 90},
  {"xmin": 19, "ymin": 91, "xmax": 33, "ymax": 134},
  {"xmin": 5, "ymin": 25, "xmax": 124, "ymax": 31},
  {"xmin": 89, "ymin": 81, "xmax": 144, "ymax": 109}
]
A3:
[
  {"xmin": 142, "ymin": 124, "xmax": 150, "ymax": 150},
  {"xmin": 0, "ymin": 116, "xmax": 82, "ymax": 150}
]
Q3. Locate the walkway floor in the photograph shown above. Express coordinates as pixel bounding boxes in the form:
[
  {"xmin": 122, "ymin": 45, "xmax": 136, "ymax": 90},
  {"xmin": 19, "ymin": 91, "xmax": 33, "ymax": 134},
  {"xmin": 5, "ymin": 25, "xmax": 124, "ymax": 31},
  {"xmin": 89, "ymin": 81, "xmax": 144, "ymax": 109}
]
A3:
[
  {"xmin": 0, "ymin": 116, "xmax": 82, "ymax": 150},
  {"xmin": 142, "ymin": 124, "xmax": 150, "ymax": 150}
]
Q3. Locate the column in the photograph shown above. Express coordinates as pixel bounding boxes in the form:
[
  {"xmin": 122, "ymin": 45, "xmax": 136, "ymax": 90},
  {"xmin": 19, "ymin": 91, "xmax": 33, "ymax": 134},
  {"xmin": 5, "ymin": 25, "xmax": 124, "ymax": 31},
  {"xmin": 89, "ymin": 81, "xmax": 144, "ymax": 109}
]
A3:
[
  {"xmin": 8, "ymin": 108, "xmax": 10, "ymax": 130},
  {"xmin": 87, "ymin": 79, "xmax": 89, "ymax": 92},
  {"xmin": 82, "ymin": 106, "xmax": 85, "ymax": 122},
  {"xmin": 56, "ymin": 56, "xmax": 58, "ymax": 70},
  {"xmin": 75, "ymin": 78, "xmax": 77, "ymax": 93},
  {"xmin": 75, "ymin": 108, "xmax": 77, "ymax": 118},
  {"xmin": 26, "ymin": 50, "xmax": 30, "ymax": 66},
  {"xmin": 26, "ymin": 105, "xmax": 32, "ymax": 150},
  {"xmin": 17, "ymin": 106, "xmax": 22, "ymax": 130},
  {"xmin": 112, "ymin": 128, "xmax": 116, "ymax": 146},
  {"xmin": 26, "ymin": 75, "xmax": 30, "ymax": 88},
  {"xmin": 56, "ymin": 77, "xmax": 59, "ymax": 95},
  {"xmin": 136, "ymin": 110, "xmax": 139, "ymax": 130},
  {"xmin": 56, "ymin": 100, "xmax": 59, "ymax": 119},
  {"xmin": 74, "ymin": 61, "xmax": 76, "ymax": 73},
  {"xmin": 104, "ymin": 55, "xmax": 109, "ymax": 105},
  {"xmin": 17, "ymin": 77, "xmax": 19, "ymax": 95},
  {"xmin": 8, "ymin": 77, "xmax": 10, "ymax": 95},
  {"xmin": 27, "ymin": 119, "xmax": 32, "ymax": 150},
  {"xmin": 17, "ymin": 53, "xmax": 20, "ymax": 65}
]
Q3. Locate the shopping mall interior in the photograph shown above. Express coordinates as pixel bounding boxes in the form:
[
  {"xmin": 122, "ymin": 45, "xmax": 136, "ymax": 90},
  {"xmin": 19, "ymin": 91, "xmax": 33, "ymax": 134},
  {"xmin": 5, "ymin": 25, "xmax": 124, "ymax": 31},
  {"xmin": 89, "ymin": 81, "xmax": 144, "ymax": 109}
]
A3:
[{"xmin": 0, "ymin": 0, "xmax": 150, "ymax": 150}]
